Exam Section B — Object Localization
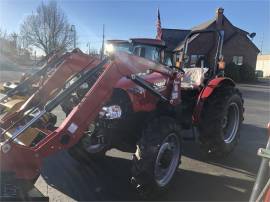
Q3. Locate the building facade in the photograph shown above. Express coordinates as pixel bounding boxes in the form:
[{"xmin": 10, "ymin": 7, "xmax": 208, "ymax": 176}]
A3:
[
  {"xmin": 256, "ymin": 54, "xmax": 270, "ymax": 77},
  {"xmin": 161, "ymin": 8, "xmax": 260, "ymax": 69}
]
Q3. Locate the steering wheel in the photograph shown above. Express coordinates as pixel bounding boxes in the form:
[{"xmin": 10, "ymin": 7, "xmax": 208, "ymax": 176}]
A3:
[{"xmin": 169, "ymin": 65, "xmax": 185, "ymax": 74}]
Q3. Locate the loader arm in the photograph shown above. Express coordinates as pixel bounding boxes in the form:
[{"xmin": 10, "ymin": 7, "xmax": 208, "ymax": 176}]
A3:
[
  {"xmin": 0, "ymin": 51, "xmax": 101, "ymax": 128},
  {"xmin": 0, "ymin": 51, "xmax": 67, "ymax": 103}
]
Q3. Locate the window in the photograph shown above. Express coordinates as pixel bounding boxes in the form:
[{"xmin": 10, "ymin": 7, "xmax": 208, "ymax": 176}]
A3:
[
  {"xmin": 114, "ymin": 44, "xmax": 131, "ymax": 53},
  {"xmin": 175, "ymin": 52, "xmax": 181, "ymax": 62},
  {"xmin": 164, "ymin": 55, "xmax": 172, "ymax": 66},
  {"xmin": 232, "ymin": 56, "xmax": 243, "ymax": 65},
  {"xmin": 133, "ymin": 45, "xmax": 161, "ymax": 62}
]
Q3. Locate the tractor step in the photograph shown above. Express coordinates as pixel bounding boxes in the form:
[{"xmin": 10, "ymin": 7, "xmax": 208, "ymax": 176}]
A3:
[{"xmin": 0, "ymin": 173, "xmax": 48, "ymax": 201}]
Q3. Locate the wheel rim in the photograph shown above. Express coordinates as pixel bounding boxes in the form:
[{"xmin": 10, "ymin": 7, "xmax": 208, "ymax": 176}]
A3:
[
  {"xmin": 81, "ymin": 124, "xmax": 106, "ymax": 154},
  {"xmin": 222, "ymin": 102, "xmax": 240, "ymax": 144},
  {"xmin": 154, "ymin": 133, "xmax": 180, "ymax": 187}
]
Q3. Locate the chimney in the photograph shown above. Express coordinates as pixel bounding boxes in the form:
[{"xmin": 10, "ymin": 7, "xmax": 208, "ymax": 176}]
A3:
[{"xmin": 215, "ymin": 7, "xmax": 224, "ymax": 29}]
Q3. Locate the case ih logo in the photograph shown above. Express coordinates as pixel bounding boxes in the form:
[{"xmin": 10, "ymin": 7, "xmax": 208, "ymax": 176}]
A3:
[{"xmin": 154, "ymin": 79, "xmax": 166, "ymax": 90}]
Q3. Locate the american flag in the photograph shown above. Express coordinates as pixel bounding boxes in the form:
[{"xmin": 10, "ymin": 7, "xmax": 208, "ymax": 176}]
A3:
[{"xmin": 156, "ymin": 8, "xmax": 162, "ymax": 40}]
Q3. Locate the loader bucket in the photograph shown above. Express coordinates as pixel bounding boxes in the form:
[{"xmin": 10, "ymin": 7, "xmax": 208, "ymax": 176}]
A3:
[{"xmin": 0, "ymin": 142, "xmax": 47, "ymax": 201}]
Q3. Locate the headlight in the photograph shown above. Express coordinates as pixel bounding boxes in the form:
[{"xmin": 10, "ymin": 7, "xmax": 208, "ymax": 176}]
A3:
[
  {"xmin": 105, "ymin": 44, "xmax": 114, "ymax": 54},
  {"xmin": 99, "ymin": 105, "xmax": 122, "ymax": 119},
  {"xmin": 80, "ymin": 83, "xmax": 89, "ymax": 89},
  {"xmin": 1, "ymin": 143, "xmax": 11, "ymax": 154}
]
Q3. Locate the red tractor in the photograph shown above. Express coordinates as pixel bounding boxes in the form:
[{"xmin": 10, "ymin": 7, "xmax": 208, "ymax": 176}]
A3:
[{"xmin": 0, "ymin": 29, "xmax": 244, "ymax": 200}]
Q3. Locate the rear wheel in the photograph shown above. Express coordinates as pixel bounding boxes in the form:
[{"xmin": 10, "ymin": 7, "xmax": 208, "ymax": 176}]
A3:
[
  {"xmin": 198, "ymin": 85, "xmax": 244, "ymax": 157},
  {"xmin": 131, "ymin": 117, "xmax": 182, "ymax": 198}
]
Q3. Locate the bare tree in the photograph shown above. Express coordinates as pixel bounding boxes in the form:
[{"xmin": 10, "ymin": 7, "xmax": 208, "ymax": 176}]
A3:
[
  {"xmin": 0, "ymin": 28, "xmax": 7, "ymax": 39},
  {"xmin": 20, "ymin": 1, "xmax": 73, "ymax": 56}
]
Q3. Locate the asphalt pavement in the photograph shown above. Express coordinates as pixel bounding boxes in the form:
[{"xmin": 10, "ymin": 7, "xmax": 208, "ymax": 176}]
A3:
[{"xmin": 31, "ymin": 82, "xmax": 269, "ymax": 201}]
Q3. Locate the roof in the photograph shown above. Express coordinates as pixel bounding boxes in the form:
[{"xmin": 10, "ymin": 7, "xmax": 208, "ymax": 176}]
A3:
[
  {"xmin": 130, "ymin": 38, "xmax": 166, "ymax": 47},
  {"xmin": 191, "ymin": 18, "xmax": 216, "ymax": 31},
  {"xmin": 171, "ymin": 16, "xmax": 257, "ymax": 52},
  {"xmin": 161, "ymin": 19, "xmax": 216, "ymax": 52},
  {"xmin": 106, "ymin": 40, "xmax": 129, "ymax": 44},
  {"xmin": 235, "ymin": 27, "xmax": 249, "ymax": 35},
  {"xmin": 173, "ymin": 18, "xmax": 217, "ymax": 52},
  {"xmin": 161, "ymin": 28, "xmax": 190, "ymax": 51}
]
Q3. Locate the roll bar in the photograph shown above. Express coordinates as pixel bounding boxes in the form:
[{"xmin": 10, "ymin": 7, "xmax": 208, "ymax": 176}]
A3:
[{"xmin": 180, "ymin": 29, "xmax": 224, "ymax": 77}]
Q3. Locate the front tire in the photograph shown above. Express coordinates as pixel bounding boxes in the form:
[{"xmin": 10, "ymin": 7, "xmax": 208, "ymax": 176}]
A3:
[
  {"xmin": 198, "ymin": 85, "xmax": 244, "ymax": 157},
  {"xmin": 131, "ymin": 116, "xmax": 182, "ymax": 198},
  {"xmin": 68, "ymin": 125, "xmax": 108, "ymax": 162}
]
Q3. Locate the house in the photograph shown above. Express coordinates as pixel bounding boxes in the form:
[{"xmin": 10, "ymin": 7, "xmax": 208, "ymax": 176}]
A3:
[
  {"xmin": 256, "ymin": 54, "xmax": 270, "ymax": 77},
  {"xmin": 160, "ymin": 8, "xmax": 260, "ymax": 69}
]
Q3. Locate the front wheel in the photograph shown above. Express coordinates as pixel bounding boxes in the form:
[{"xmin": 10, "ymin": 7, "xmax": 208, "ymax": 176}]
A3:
[
  {"xmin": 68, "ymin": 124, "xmax": 109, "ymax": 162},
  {"xmin": 131, "ymin": 117, "xmax": 182, "ymax": 198}
]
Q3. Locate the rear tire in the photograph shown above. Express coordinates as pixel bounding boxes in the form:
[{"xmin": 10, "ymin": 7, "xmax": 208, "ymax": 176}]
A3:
[
  {"xmin": 131, "ymin": 116, "xmax": 182, "ymax": 198},
  {"xmin": 198, "ymin": 85, "xmax": 244, "ymax": 157}
]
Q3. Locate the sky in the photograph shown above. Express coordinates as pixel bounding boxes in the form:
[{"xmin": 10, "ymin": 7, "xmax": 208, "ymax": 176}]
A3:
[{"xmin": 0, "ymin": 0, "xmax": 269, "ymax": 55}]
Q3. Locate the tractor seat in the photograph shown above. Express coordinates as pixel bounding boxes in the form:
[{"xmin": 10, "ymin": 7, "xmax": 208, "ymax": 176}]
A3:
[{"xmin": 181, "ymin": 67, "xmax": 209, "ymax": 89}]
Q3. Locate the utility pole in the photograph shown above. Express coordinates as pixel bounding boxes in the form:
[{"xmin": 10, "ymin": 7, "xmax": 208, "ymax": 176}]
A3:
[
  {"xmin": 87, "ymin": 42, "xmax": 90, "ymax": 55},
  {"xmin": 101, "ymin": 24, "xmax": 105, "ymax": 59},
  {"xmin": 71, "ymin": 25, "xmax": 76, "ymax": 49},
  {"xmin": 34, "ymin": 50, "xmax": 37, "ymax": 64},
  {"xmin": 260, "ymin": 32, "xmax": 264, "ymax": 55}
]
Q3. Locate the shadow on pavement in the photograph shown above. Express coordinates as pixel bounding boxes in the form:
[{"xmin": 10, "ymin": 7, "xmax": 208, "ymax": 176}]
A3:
[
  {"xmin": 41, "ymin": 153, "xmax": 139, "ymax": 201},
  {"xmin": 39, "ymin": 122, "xmax": 266, "ymax": 201},
  {"xmin": 166, "ymin": 169, "xmax": 252, "ymax": 201},
  {"xmin": 184, "ymin": 123, "xmax": 267, "ymax": 174},
  {"xmin": 41, "ymin": 147, "xmax": 254, "ymax": 201}
]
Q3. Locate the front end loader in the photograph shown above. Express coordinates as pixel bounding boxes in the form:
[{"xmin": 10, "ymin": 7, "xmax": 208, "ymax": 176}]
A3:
[{"xmin": 0, "ymin": 52, "xmax": 169, "ymax": 200}]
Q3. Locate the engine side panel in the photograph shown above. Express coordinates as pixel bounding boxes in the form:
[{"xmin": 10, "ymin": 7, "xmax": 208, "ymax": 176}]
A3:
[{"xmin": 115, "ymin": 72, "xmax": 170, "ymax": 112}]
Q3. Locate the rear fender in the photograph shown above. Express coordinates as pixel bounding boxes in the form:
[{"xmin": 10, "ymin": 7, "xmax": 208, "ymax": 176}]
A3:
[{"xmin": 192, "ymin": 77, "xmax": 235, "ymax": 124}]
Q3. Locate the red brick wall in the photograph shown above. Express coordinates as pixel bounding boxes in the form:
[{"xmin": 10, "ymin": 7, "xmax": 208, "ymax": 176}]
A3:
[
  {"xmin": 175, "ymin": 19, "xmax": 258, "ymax": 69},
  {"xmin": 223, "ymin": 33, "xmax": 258, "ymax": 68}
]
